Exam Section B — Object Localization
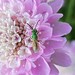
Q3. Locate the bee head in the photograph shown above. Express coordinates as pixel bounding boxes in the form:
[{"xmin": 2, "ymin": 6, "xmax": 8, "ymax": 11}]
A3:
[{"xmin": 32, "ymin": 29, "xmax": 37, "ymax": 33}]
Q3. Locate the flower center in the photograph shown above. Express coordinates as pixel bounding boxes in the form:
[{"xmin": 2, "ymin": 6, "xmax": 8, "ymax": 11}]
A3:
[
  {"xmin": 12, "ymin": 19, "xmax": 26, "ymax": 55},
  {"xmin": 0, "ymin": 12, "xmax": 32, "ymax": 65}
]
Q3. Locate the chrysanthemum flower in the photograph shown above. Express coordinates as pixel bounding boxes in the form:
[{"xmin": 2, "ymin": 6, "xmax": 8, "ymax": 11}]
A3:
[{"xmin": 0, "ymin": 0, "xmax": 72, "ymax": 75}]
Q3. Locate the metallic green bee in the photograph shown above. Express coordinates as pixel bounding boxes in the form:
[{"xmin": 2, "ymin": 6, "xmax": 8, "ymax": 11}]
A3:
[
  {"xmin": 27, "ymin": 21, "xmax": 39, "ymax": 52},
  {"xmin": 32, "ymin": 29, "xmax": 38, "ymax": 51}
]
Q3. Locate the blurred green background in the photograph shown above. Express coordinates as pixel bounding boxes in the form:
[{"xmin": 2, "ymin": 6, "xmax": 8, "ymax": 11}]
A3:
[{"xmin": 59, "ymin": 0, "xmax": 75, "ymax": 41}]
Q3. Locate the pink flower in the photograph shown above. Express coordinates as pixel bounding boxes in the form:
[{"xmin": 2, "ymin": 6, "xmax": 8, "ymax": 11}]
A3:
[{"xmin": 0, "ymin": 0, "xmax": 72, "ymax": 75}]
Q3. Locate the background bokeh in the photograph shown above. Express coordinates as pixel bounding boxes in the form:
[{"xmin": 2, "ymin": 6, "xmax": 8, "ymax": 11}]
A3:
[{"xmin": 59, "ymin": 0, "xmax": 75, "ymax": 41}]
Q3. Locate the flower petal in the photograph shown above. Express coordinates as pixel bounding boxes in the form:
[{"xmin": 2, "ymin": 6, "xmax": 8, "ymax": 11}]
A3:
[
  {"xmin": 51, "ymin": 52, "xmax": 72, "ymax": 67},
  {"xmin": 38, "ymin": 25, "xmax": 53, "ymax": 40},
  {"xmin": 32, "ymin": 0, "xmax": 37, "ymax": 16},
  {"xmin": 47, "ymin": 14, "xmax": 63, "ymax": 23},
  {"xmin": 37, "ymin": 3, "xmax": 53, "ymax": 15},
  {"xmin": 24, "ymin": 0, "xmax": 33, "ymax": 13},
  {"xmin": 48, "ymin": 63, "xmax": 59, "ymax": 75},
  {"xmin": 41, "ymin": 0, "xmax": 47, "ymax": 2},
  {"xmin": 15, "ymin": 59, "xmax": 31, "ymax": 74},
  {"xmin": 52, "ymin": 22, "xmax": 72, "ymax": 37},
  {"xmin": 49, "ymin": 0, "xmax": 64, "ymax": 13},
  {"xmin": 31, "ymin": 57, "xmax": 50, "ymax": 75},
  {"xmin": 16, "ymin": 60, "xmax": 26, "ymax": 74},
  {"xmin": 35, "ymin": 0, "xmax": 41, "ymax": 5},
  {"xmin": 43, "ymin": 49, "xmax": 54, "ymax": 56},
  {"xmin": 44, "ymin": 37, "xmax": 66, "ymax": 50},
  {"xmin": 35, "ymin": 0, "xmax": 47, "ymax": 6}
]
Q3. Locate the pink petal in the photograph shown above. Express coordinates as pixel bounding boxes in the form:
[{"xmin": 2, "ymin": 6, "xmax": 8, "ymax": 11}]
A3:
[
  {"xmin": 52, "ymin": 22, "xmax": 72, "ymax": 37},
  {"xmin": 47, "ymin": 14, "xmax": 63, "ymax": 23},
  {"xmin": 44, "ymin": 37, "xmax": 66, "ymax": 49},
  {"xmin": 43, "ymin": 49, "xmax": 54, "ymax": 56},
  {"xmin": 16, "ymin": 60, "xmax": 31, "ymax": 74},
  {"xmin": 35, "ymin": 0, "xmax": 47, "ymax": 5},
  {"xmin": 31, "ymin": 57, "xmax": 50, "ymax": 75},
  {"xmin": 41, "ymin": 0, "xmax": 47, "ymax": 2},
  {"xmin": 35, "ymin": 0, "xmax": 41, "ymax": 5},
  {"xmin": 49, "ymin": 0, "xmax": 64, "ymax": 13},
  {"xmin": 38, "ymin": 25, "xmax": 53, "ymax": 40},
  {"xmin": 24, "ymin": 0, "xmax": 33, "ymax": 13},
  {"xmin": 16, "ymin": 60, "xmax": 26, "ymax": 74},
  {"xmin": 25, "ymin": 60, "xmax": 31, "ymax": 71},
  {"xmin": 51, "ymin": 52, "xmax": 72, "ymax": 67},
  {"xmin": 48, "ymin": 64, "xmax": 59, "ymax": 75},
  {"xmin": 32, "ymin": 0, "xmax": 37, "ymax": 16},
  {"xmin": 37, "ymin": 3, "xmax": 53, "ymax": 15}
]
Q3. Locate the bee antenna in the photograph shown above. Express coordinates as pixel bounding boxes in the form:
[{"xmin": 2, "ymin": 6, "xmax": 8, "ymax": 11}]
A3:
[
  {"xmin": 34, "ymin": 20, "xmax": 40, "ymax": 29},
  {"xmin": 27, "ymin": 23, "xmax": 33, "ymax": 30}
]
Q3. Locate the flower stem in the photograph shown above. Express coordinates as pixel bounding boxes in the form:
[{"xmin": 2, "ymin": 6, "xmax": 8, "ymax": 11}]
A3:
[{"xmin": 65, "ymin": 0, "xmax": 74, "ymax": 22}]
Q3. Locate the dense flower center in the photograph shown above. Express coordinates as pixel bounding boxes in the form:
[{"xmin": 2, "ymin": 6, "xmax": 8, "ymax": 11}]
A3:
[
  {"xmin": 0, "ymin": 11, "xmax": 35, "ymax": 67},
  {"xmin": 11, "ymin": 19, "xmax": 26, "ymax": 55}
]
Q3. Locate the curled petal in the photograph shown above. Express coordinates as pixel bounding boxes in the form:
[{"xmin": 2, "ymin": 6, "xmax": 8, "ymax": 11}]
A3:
[
  {"xmin": 51, "ymin": 52, "xmax": 72, "ymax": 67},
  {"xmin": 37, "ymin": 3, "xmax": 53, "ymax": 15},
  {"xmin": 49, "ymin": 0, "xmax": 64, "ymax": 13},
  {"xmin": 32, "ymin": 0, "xmax": 37, "ymax": 16},
  {"xmin": 52, "ymin": 22, "xmax": 72, "ymax": 37},
  {"xmin": 25, "ymin": 60, "xmax": 32, "ymax": 71},
  {"xmin": 47, "ymin": 14, "xmax": 63, "ymax": 23},
  {"xmin": 31, "ymin": 57, "xmax": 50, "ymax": 75}
]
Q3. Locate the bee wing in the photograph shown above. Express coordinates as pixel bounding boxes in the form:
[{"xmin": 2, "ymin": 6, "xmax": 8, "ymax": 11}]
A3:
[{"xmin": 32, "ymin": 40, "xmax": 38, "ymax": 52}]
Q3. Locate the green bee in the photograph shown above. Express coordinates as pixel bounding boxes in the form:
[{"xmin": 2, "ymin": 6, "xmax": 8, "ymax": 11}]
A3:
[
  {"xmin": 32, "ymin": 29, "xmax": 38, "ymax": 51},
  {"xmin": 27, "ymin": 21, "xmax": 39, "ymax": 52}
]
